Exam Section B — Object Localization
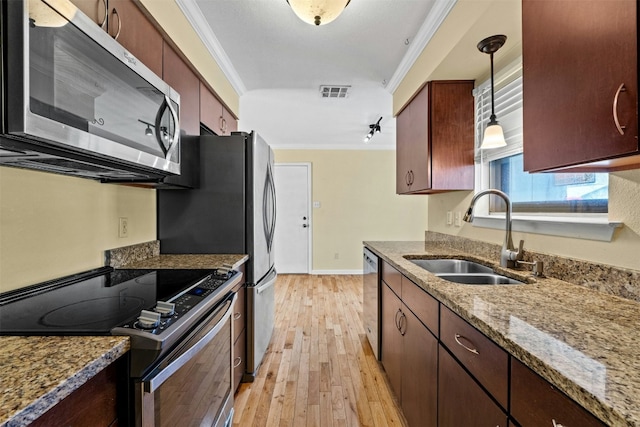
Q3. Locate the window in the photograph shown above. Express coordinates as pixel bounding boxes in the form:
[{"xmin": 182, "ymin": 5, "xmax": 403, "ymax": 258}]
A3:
[{"xmin": 474, "ymin": 60, "xmax": 608, "ymax": 216}]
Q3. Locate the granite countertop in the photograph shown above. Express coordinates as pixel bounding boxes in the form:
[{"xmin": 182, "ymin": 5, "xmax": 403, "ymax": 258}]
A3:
[
  {"xmin": 0, "ymin": 336, "xmax": 129, "ymax": 427},
  {"xmin": 365, "ymin": 241, "xmax": 640, "ymax": 427},
  {"xmin": 120, "ymin": 253, "xmax": 249, "ymax": 270}
]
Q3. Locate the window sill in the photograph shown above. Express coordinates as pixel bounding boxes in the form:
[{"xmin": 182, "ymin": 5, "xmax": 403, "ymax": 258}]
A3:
[{"xmin": 471, "ymin": 214, "xmax": 622, "ymax": 242}]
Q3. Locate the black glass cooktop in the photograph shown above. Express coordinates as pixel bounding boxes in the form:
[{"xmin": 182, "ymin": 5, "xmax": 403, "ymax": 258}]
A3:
[{"xmin": 0, "ymin": 267, "xmax": 219, "ymax": 335}]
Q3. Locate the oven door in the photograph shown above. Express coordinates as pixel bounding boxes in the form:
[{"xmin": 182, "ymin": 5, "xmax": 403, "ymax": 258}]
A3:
[{"xmin": 134, "ymin": 292, "xmax": 236, "ymax": 427}]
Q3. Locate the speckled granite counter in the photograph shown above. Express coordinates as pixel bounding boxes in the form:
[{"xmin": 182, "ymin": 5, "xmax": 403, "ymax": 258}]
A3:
[
  {"xmin": 120, "ymin": 253, "xmax": 249, "ymax": 270},
  {"xmin": 0, "ymin": 336, "xmax": 129, "ymax": 427},
  {"xmin": 364, "ymin": 241, "xmax": 640, "ymax": 426}
]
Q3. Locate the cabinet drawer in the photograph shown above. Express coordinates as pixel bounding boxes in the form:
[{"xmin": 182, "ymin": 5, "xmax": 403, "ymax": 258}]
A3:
[
  {"xmin": 381, "ymin": 261, "xmax": 402, "ymax": 297},
  {"xmin": 233, "ymin": 328, "xmax": 246, "ymax": 392},
  {"xmin": 401, "ymin": 276, "xmax": 438, "ymax": 337},
  {"xmin": 440, "ymin": 305, "xmax": 508, "ymax": 408},
  {"xmin": 511, "ymin": 358, "xmax": 605, "ymax": 427},
  {"xmin": 233, "ymin": 283, "xmax": 246, "ymax": 343}
]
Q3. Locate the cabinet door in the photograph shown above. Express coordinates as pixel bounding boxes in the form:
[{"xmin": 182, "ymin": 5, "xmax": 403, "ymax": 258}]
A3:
[
  {"xmin": 222, "ymin": 106, "xmax": 237, "ymax": 134},
  {"xmin": 439, "ymin": 345, "xmax": 508, "ymax": 427},
  {"xmin": 511, "ymin": 358, "xmax": 606, "ymax": 427},
  {"xmin": 396, "ymin": 99, "xmax": 413, "ymax": 193},
  {"xmin": 163, "ymin": 42, "xmax": 200, "ymax": 136},
  {"xmin": 401, "ymin": 306, "xmax": 437, "ymax": 427},
  {"xmin": 381, "ymin": 282, "xmax": 403, "ymax": 400},
  {"xmin": 430, "ymin": 81, "xmax": 475, "ymax": 190},
  {"xmin": 200, "ymin": 82, "xmax": 224, "ymax": 135},
  {"xmin": 108, "ymin": 0, "xmax": 163, "ymax": 76},
  {"xmin": 522, "ymin": 0, "xmax": 638, "ymax": 172},
  {"xmin": 70, "ymin": 0, "xmax": 107, "ymax": 26}
]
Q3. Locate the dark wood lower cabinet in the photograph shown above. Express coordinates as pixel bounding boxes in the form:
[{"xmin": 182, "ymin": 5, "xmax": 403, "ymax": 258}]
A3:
[
  {"xmin": 402, "ymin": 307, "xmax": 437, "ymax": 427},
  {"xmin": 511, "ymin": 358, "xmax": 606, "ymax": 427},
  {"xmin": 30, "ymin": 357, "xmax": 125, "ymax": 427},
  {"xmin": 381, "ymin": 281, "xmax": 437, "ymax": 427},
  {"xmin": 381, "ymin": 282, "xmax": 403, "ymax": 399},
  {"xmin": 438, "ymin": 345, "xmax": 508, "ymax": 427}
]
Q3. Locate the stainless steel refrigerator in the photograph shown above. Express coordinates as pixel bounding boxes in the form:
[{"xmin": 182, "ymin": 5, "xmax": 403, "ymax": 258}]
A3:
[{"xmin": 157, "ymin": 131, "xmax": 277, "ymax": 381}]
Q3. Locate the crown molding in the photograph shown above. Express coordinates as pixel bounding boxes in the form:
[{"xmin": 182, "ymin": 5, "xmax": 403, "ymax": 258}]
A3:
[
  {"xmin": 385, "ymin": 0, "xmax": 457, "ymax": 94},
  {"xmin": 175, "ymin": 0, "xmax": 247, "ymax": 95}
]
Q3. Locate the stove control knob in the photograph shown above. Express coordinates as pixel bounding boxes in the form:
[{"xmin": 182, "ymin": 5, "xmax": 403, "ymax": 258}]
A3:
[
  {"xmin": 155, "ymin": 301, "xmax": 176, "ymax": 317},
  {"xmin": 138, "ymin": 310, "xmax": 161, "ymax": 329}
]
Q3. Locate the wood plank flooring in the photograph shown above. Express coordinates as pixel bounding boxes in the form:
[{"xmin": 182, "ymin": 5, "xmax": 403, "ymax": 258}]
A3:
[{"xmin": 233, "ymin": 275, "xmax": 407, "ymax": 427}]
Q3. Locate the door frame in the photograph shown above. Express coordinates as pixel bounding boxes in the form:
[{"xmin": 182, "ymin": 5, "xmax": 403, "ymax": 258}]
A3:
[{"xmin": 274, "ymin": 162, "xmax": 313, "ymax": 274}]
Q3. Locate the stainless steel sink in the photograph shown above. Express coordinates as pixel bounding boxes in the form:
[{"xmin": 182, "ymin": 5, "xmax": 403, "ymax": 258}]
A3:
[
  {"xmin": 406, "ymin": 257, "xmax": 526, "ymax": 285},
  {"xmin": 408, "ymin": 259, "xmax": 493, "ymax": 274},
  {"xmin": 436, "ymin": 273, "xmax": 525, "ymax": 285}
]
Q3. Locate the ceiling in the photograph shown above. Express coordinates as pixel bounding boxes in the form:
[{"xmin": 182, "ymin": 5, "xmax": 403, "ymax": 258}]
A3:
[{"xmin": 178, "ymin": 0, "xmax": 521, "ymax": 149}]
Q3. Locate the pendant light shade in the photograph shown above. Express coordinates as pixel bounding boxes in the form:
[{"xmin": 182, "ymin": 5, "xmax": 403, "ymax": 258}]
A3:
[
  {"xmin": 287, "ymin": 0, "xmax": 350, "ymax": 26},
  {"xmin": 478, "ymin": 34, "xmax": 507, "ymax": 149}
]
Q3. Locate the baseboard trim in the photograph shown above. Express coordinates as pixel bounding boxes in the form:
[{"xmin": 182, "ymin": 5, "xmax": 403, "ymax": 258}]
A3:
[{"xmin": 310, "ymin": 269, "xmax": 363, "ymax": 275}]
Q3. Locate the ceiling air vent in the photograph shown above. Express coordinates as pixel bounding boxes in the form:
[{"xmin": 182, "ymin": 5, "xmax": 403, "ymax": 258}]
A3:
[{"xmin": 319, "ymin": 85, "xmax": 350, "ymax": 98}]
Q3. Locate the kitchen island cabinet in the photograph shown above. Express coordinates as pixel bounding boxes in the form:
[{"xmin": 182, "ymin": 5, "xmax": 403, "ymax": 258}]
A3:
[
  {"xmin": 395, "ymin": 80, "xmax": 474, "ymax": 194},
  {"xmin": 522, "ymin": 0, "xmax": 639, "ymax": 172}
]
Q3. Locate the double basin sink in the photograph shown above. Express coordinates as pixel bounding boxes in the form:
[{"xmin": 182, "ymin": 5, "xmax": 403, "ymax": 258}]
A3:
[{"xmin": 406, "ymin": 258, "xmax": 525, "ymax": 285}]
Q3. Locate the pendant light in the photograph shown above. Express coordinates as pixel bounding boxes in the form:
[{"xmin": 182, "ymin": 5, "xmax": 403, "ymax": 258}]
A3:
[
  {"xmin": 477, "ymin": 35, "xmax": 507, "ymax": 149},
  {"xmin": 287, "ymin": 0, "xmax": 350, "ymax": 26}
]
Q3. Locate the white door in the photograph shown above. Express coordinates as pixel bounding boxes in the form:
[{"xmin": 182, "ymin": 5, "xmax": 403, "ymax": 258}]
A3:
[{"xmin": 274, "ymin": 163, "xmax": 311, "ymax": 273}]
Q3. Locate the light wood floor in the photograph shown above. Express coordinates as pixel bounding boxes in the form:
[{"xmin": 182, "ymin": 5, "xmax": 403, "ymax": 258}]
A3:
[{"xmin": 233, "ymin": 275, "xmax": 407, "ymax": 427}]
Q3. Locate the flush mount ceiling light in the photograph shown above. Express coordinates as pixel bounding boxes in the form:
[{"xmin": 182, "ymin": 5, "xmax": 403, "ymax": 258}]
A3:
[
  {"xmin": 287, "ymin": 0, "xmax": 350, "ymax": 26},
  {"xmin": 364, "ymin": 117, "xmax": 382, "ymax": 143},
  {"xmin": 478, "ymin": 34, "xmax": 507, "ymax": 149}
]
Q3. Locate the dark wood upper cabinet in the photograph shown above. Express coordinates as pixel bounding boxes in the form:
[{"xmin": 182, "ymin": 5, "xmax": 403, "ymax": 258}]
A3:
[
  {"xmin": 200, "ymin": 82, "xmax": 237, "ymax": 136},
  {"xmin": 162, "ymin": 42, "xmax": 200, "ymax": 136},
  {"xmin": 107, "ymin": 0, "xmax": 163, "ymax": 77},
  {"xmin": 70, "ymin": 0, "xmax": 163, "ymax": 76},
  {"xmin": 396, "ymin": 80, "xmax": 475, "ymax": 194},
  {"xmin": 522, "ymin": 0, "xmax": 639, "ymax": 172}
]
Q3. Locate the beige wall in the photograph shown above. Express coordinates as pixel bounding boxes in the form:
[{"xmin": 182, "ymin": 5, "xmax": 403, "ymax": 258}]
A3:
[
  {"xmin": 274, "ymin": 149, "xmax": 428, "ymax": 272},
  {"xmin": 0, "ymin": 167, "xmax": 156, "ymax": 292},
  {"xmin": 427, "ymin": 170, "xmax": 640, "ymax": 271}
]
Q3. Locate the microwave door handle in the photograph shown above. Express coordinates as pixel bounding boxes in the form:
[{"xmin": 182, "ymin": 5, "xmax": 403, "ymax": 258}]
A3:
[
  {"xmin": 143, "ymin": 293, "xmax": 237, "ymax": 393},
  {"xmin": 165, "ymin": 96, "xmax": 180, "ymax": 160},
  {"xmin": 154, "ymin": 99, "xmax": 169, "ymax": 156}
]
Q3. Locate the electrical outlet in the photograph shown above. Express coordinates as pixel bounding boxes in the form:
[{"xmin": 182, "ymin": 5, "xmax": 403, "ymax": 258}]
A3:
[
  {"xmin": 313, "ymin": 201, "xmax": 321, "ymax": 208},
  {"xmin": 119, "ymin": 217, "xmax": 129, "ymax": 238},
  {"xmin": 446, "ymin": 211, "xmax": 453, "ymax": 225},
  {"xmin": 454, "ymin": 212, "xmax": 462, "ymax": 227}
]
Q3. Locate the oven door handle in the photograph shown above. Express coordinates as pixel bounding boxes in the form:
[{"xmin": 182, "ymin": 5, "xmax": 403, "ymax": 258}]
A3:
[{"xmin": 143, "ymin": 293, "xmax": 237, "ymax": 393}]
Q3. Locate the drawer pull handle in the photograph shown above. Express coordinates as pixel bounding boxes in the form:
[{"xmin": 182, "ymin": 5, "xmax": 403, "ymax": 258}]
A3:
[
  {"xmin": 395, "ymin": 309, "xmax": 402, "ymax": 330},
  {"xmin": 613, "ymin": 83, "xmax": 627, "ymax": 135},
  {"xmin": 233, "ymin": 356, "xmax": 242, "ymax": 368},
  {"xmin": 233, "ymin": 312, "xmax": 242, "ymax": 320},
  {"xmin": 399, "ymin": 312, "xmax": 407, "ymax": 336},
  {"xmin": 454, "ymin": 334, "xmax": 479, "ymax": 355}
]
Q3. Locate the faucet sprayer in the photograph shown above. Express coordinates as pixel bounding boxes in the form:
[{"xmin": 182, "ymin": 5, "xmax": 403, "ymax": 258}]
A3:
[{"xmin": 463, "ymin": 189, "xmax": 524, "ymax": 268}]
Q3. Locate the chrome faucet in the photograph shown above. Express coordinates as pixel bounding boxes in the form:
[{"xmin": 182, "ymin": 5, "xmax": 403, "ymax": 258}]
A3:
[{"xmin": 463, "ymin": 189, "xmax": 523, "ymax": 268}]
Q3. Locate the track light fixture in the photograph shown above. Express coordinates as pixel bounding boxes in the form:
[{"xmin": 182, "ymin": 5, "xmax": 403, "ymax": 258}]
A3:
[
  {"xmin": 138, "ymin": 119, "xmax": 155, "ymax": 137},
  {"xmin": 477, "ymin": 34, "xmax": 507, "ymax": 149},
  {"xmin": 364, "ymin": 117, "xmax": 382, "ymax": 143},
  {"xmin": 287, "ymin": 0, "xmax": 350, "ymax": 26}
]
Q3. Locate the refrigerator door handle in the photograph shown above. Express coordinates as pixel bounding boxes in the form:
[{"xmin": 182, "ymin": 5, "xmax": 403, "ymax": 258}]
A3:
[
  {"xmin": 256, "ymin": 268, "xmax": 277, "ymax": 294},
  {"xmin": 262, "ymin": 166, "xmax": 272, "ymax": 251},
  {"xmin": 268, "ymin": 162, "xmax": 277, "ymax": 250}
]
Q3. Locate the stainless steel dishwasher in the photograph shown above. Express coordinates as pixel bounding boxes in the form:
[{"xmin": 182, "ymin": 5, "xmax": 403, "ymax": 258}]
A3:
[{"xmin": 363, "ymin": 247, "xmax": 380, "ymax": 359}]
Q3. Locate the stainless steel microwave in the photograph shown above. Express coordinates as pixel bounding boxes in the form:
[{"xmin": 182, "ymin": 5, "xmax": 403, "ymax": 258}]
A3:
[{"xmin": 0, "ymin": 0, "xmax": 181, "ymax": 182}]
